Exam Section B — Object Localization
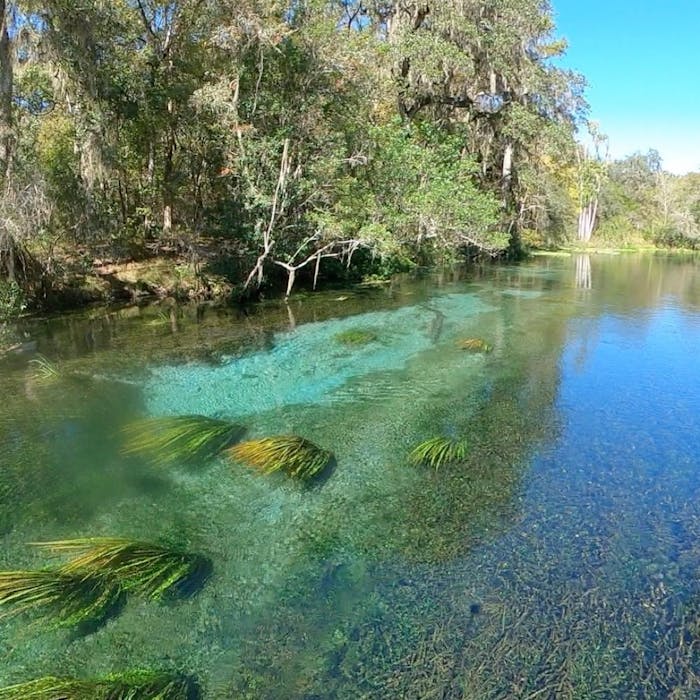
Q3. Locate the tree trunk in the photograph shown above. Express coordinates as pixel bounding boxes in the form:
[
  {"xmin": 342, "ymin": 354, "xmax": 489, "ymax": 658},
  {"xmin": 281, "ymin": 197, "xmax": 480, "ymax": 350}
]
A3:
[
  {"xmin": 163, "ymin": 96, "xmax": 175, "ymax": 236},
  {"xmin": 577, "ymin": 200, "xmax": 597, "ymax": 242},
  {"xmin": 0, "ymin": 0, "xmax": 13, "ymax": 186},
  {"xmin": 501, "ymin": 141, "xmax": 513, "ymax": 202}
]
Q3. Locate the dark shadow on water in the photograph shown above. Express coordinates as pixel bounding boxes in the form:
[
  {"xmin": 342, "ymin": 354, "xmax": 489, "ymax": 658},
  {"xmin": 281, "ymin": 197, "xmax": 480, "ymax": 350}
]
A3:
[
  {"xmin": 181, "ymin": 676, "xmax": 203, "ymax": 700},
  {"xmin": 304, "ymin": 454, "xmax": 338, "ymax": 491},
  {"xmin": 166, "ymin": 555, "xmax": 214, "ymax": 601},
  {"xmin": 69, "ymin": 589, "xmax": 128, "ymax": 640}
]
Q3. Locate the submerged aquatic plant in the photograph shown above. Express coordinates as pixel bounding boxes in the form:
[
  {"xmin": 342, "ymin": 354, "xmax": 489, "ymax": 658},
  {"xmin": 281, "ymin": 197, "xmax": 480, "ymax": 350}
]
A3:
[
  {"xmin": 228, "ymin": 436, "xmax": 332, "ymax": 479},
  {"xmin": 28, "ymin": 354, "xmax": 61, "ymax": 383},
  {"xmin": 456, "ymin": 338, "xmax": 493, "ymax": 353},
  {"xmin": 32, "ymin": 538, "xmax": 210, "ymax": 601},
  {"xmin": 334, "ymin": 328, "xmax": 378, "ymax": 346},
  {"xmin": 0, "ymin": 569, "xmax": 122, "ymax": 627},
  {"xmin": 0, "ymin": 670, "xmax": 196, "ymax": 700},
  {"xmin": 409, "ymin": 436, "xmax": 470, "ymax": 469},
  {"xmin": 122, "ymin": 415, "xmax": 244, "ymax": 465}
]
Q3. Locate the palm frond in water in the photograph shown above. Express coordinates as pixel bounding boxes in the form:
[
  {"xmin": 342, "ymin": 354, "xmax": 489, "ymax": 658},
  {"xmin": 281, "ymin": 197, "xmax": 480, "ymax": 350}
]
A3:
[
  {"xmin": 32, "ymin": 538, "xmax": 210, "ymax": 601},
  {"xmin": 122, "ymin": 415, "xmax": 244, "ymax": 465},
  {"xmin": 228, "ymin": 436, "xmax": 332, "ymax": 480},
  {"xmin": 0, "ymin": 670, "xmax": 195, "ymax": 700},
  {"xmin": 409, "ymin": 436, "xmax": 470, "ymax": 469},
  {"xmin": 0, "ymin": 569, "xmax": 122, "ymax": 627},
  {"xmin": 28, "ymin": 355, "xmax": 61, "ymax": 383},
  {"xmin": 456, "ymin": 338, "xmax": 493, "ymax": 353}
]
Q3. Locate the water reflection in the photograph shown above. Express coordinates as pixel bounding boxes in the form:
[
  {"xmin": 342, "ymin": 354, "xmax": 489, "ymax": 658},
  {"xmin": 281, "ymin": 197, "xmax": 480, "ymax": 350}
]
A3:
[
  {"xmin": 574, "ymin": 253, "xmax": 592, "ymax": 289},
  {"xmin": 1, "ymin": 253, "xmax": 700, "ymax": 697}
]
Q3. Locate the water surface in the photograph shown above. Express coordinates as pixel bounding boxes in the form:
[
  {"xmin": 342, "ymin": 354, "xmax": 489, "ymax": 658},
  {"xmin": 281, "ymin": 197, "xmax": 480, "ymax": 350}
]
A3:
[{"xmin": 1, "ymin": 253, "xmax": 700, "ymax": 698}]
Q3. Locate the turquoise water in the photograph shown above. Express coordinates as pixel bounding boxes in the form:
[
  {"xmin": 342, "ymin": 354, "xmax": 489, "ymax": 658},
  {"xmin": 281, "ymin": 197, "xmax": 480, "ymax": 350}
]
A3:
[{"xmin": 1, "ymin": 253, "xmax": 700, "ymax": 698}]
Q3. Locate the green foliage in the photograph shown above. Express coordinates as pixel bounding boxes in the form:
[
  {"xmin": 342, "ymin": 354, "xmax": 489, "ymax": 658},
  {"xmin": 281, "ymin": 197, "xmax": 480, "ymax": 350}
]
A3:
[
  {"xmin": 0, "ymin": 671, "xmax": 195, "ymax": 700},
  {"xmin": 122, "ymin": 416, "xmax": 244, "ymax": 466},
  {"xmin": 654, "ymin": 224, "xmax": 700, "ymax": 250},
  {"xmin": 409, "ymin": 436, "xmax": 470, "ymax": 469},
  {"xmin": 228, "ymin": 436, "xmax": 333, "ymax": 480},
  {"xmin": 28, "ymin": 354, "xmax": 61, "ymax": 383},
  {"xmin": 0, "ymin": 281, "xmax": 26, "ymax": 321},
  {"xmin": 4, "ymin": 0, "xmax": 690, "ymax": 306},
  {"xmin": 33, "ymin": 538, "xmax": 210, "ymax": 601},
  {"xmin": 334, "ymin": 328, "xmax": 379, "ymax": 346},
  {"xmin": 354, "ymin": 121, "xmax": 505, "ymax": 260},
  {"xmin": 0, "ymin": 569, "xmax": 122, "ymax": 628}
]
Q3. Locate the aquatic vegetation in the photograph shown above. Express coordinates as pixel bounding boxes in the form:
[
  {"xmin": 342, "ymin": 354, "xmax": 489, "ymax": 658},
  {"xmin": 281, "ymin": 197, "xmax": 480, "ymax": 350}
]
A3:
[
  {"xmin": 32, "ymin": 538, "xmax": 210, "ymax": 601},
  {"xmin": 147, "ymin": 311, "xmax": 173, "ymax": 327},
  {"xmin": 456, "ymin": 338, "xmax": 493, "ymax": 353},
  {"xmin": 28, "ymin": 354, "xmax": 61, "ymax": 383},
  {"xmin": 334, "ymin": 328, "xmax": 378, "ymax": 346},
  {"xmin": 0, "ymin": 670, "xmax": 196, "ymax": 699},
  {"xmin": 122, "ymin": 415, "xmax": 244, "ymax": 465},
  {"xmin": 0, "ymin": 569, "xmax": 122, "ymax": 628},
  {"xmin": 228, "ymin": 436, "xmax": 333, "ymax": 479},
  {"xmin": 408, "ymin": 436, "xmax": 470, "ymax": 469}
]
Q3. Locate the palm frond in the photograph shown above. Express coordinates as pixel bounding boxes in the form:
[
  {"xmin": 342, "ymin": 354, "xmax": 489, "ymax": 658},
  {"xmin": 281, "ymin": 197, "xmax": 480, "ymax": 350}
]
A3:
[
  {"xmin": 0, "ymin": 569, "xmax": 122, "ymax": 627},
  {"xmin": 122, "ymin": 415, "xmax": 244, "ymax": 466},
  {"xmin": 31, "ymin": 538, "xmax": 210, "ymax": 601},
  {"xmin": 228, "ymin": 436, "xmax": 332, "ymax": 480},
  {"xmin": 28, "ymin": 355, "xmax": 61, "ymax": 383},
  {"xmin": 0, "ymin": 670, "xmax": 195, "ymax": 700},
  {"xmin": 456, "ymin": 338, "xmax": 493, "ymax": 353},
  {"xmin": 409, "ymin": 436, "xmax": 470, "ymax": 469},
  {"xmin": 0, "ymin": 676, "xmax": 94, "ymax": 700}
]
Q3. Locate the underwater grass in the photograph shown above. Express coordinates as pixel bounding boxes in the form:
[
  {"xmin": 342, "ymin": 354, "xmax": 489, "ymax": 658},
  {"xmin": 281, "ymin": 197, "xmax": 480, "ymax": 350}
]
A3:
[
  {"xmin": 409, "ymin": 436, "xmax": 470, "ymax": 469},
  {"xmin": 28, "ymin": 355, "xmax": 61, "ymax": 383},
  {"xmin": 228, "ymin": 436, "xmax": 333, "ymax": 480},
  {"xmin": 333, "ymin": 328, "xmax": 378, "ymax": 346},
  {"xmin": 456, "ymin": 338, "xmax": 493, "ymax": 353},
  {"xmin": 32, "ymin": 538, "xmax": 210, "ymax": 601},
  {"xmin": 0, "ymin": 569, "xmax": 122, "ymax": 628},
  {"xmin": 0, "ymin": 670, "xmax": 196, "ymax": 699},
  {"xmin": 121, "ymin": 415, "xmax": 244, "ymax": 466}
]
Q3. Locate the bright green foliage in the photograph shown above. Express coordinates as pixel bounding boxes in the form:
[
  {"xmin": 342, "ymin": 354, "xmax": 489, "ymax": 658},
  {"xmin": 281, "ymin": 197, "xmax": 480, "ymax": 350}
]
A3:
[
  {"xmin": 353, "ymin": 122, "xmax": 505, "ymax": 259},
  {"xmin": 0, "ymin": 569, "xmax": 122, "ymax": 628},
  {"xmin": 32, "ymin": 538, "xmax": 210, "ymax": 601},
  {"xmin": 121, "ymin": 415, "xmax": 244, "ymax": 466},
  {"xmin": 228, "ymin": 436, "xmax": 333, "ymax": 480},
  {"xmin": 0, "ymin": 670, "xmax": 194, "ymax": 700},
  {"xmin": 409, "ymin": 436, "xmax": 470, "ymax": 469}
]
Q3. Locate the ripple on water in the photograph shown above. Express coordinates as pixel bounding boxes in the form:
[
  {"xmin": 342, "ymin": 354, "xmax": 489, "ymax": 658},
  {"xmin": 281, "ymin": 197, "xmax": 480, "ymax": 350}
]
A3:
[{"xmin": 143, "ymin": 293, "xmax": 493, "ymax": 418}]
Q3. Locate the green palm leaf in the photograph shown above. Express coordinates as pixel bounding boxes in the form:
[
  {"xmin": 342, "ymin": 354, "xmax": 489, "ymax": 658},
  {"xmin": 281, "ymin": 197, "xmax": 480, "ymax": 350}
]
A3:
[
  {"xmin": 32, "ymin": 538, "xmax": 210, "ymax": 601},
  {"xmin": 0, "ymin": 670, "xmax": 195, "ymax": 700},
  {"xmin": 228, "ymin": 436, "xmax": 333, "ymax": 480},
  {"xmin": 0, "ymin": 569, "xmax": 122, "ymax": 628},
  {"xmin": 408, "ymin": 436, "xmax": 470, "ymax": 469},
  {"xmin": 122, "ymin": 415, "xmax": 244, "ymax": 466}
]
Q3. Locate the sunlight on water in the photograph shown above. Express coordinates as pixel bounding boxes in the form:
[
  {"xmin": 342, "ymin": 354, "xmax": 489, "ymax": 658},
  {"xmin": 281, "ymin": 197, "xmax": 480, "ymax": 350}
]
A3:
[
  {"xmin": 1, "ymin": 253, "xmax": 700, "ymax": 698},
  {"xmin": 144, "ymin": 293, "xmax": 492, "ymax": 418}
]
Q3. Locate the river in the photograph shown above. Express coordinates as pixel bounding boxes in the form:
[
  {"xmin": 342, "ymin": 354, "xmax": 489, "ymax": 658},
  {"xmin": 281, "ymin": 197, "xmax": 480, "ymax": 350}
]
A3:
[{"xmin": 1, "ymin": 252, "xmax": 699, "ymax": 699}]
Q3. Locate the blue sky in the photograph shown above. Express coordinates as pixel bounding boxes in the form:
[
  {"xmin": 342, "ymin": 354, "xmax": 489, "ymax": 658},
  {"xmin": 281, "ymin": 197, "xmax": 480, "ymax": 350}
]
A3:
[{"xmin": 552, "ymin": 0, "xmax": 700, "ymax": 173}]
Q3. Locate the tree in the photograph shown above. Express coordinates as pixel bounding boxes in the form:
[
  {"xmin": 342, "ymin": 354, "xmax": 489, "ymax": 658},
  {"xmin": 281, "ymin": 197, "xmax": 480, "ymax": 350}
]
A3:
[{"xmin": 0, "ymin": 0, "xmax": 13, "ymax": 185}]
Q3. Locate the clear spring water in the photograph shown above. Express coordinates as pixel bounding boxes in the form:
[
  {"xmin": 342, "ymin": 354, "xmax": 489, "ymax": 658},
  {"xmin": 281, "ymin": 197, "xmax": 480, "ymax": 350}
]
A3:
[{"xmin": 1, "ymin": 253, "xmax": 700, "ymax": 698}]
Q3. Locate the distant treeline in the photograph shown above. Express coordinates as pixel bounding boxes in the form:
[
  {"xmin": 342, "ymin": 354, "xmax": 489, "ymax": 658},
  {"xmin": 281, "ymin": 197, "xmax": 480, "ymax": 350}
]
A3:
[{"xmin": 0, "ymin": 1, "xmax": 698, "ymax": 314}]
